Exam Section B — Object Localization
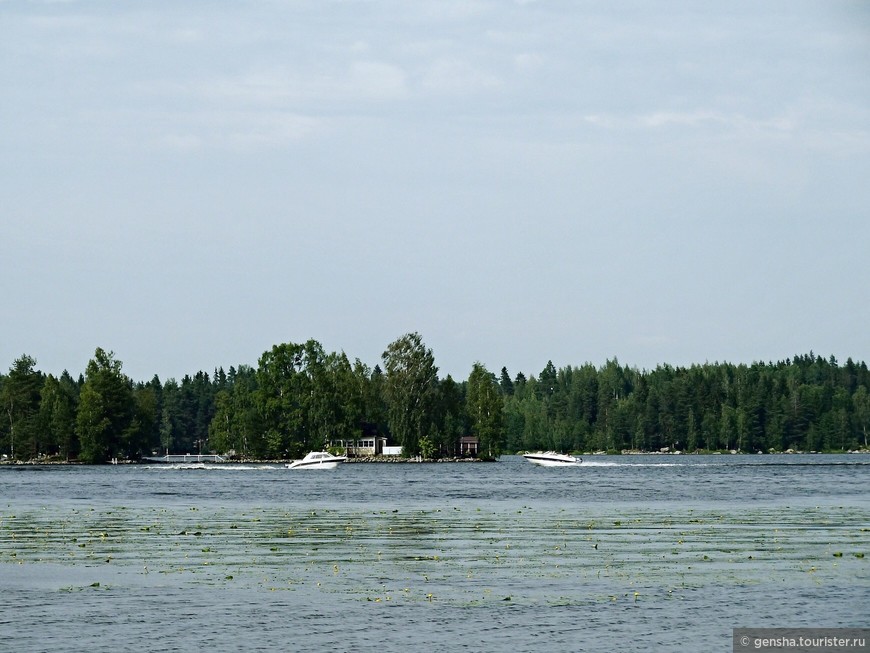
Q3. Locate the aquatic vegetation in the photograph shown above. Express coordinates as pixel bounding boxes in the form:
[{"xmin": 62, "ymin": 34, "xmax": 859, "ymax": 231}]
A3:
[{"xmin": 0, "ymin": 500, "xmax": 867, "ymax": 611}]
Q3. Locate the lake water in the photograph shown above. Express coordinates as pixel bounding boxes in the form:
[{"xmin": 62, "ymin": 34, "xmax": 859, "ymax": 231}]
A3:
[{"xmin": 1, "ymin": 455, "xmax": 868, "ymax": 652}]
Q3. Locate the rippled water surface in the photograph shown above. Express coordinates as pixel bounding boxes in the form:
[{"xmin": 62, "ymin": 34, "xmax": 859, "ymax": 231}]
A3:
[{"xmin": 1, "ymin": 455, "xmax": 868, "ymax": 652}]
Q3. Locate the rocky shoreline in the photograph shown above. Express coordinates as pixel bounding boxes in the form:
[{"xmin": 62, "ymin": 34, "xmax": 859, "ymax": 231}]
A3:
[
  {"xmin": 0, "ymin": 455, "xmax": 491, "ymax": 465},
  {"xmin": 344, "ymin": 456, "xmax": 489, "ymax": 463},
  {"xmin": 2, "ymin": 449, "xmax": 867, "ymax": 466}
]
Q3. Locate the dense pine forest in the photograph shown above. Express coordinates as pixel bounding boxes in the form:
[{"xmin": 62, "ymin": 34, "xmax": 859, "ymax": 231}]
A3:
[{"xmin": 2, "ymin": 333, "xmax": 869, "ymax": 463}]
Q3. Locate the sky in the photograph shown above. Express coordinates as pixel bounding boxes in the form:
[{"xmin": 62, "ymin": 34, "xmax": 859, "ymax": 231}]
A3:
[{"xmin": 2, "ymin": 0, "xmax": 869, "ymax": 383}]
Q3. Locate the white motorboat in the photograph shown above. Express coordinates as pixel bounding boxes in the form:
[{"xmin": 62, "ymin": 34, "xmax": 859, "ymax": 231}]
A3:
[
  {"xmin": 286, "ymin": 451, "xmax": 348, "ymax": 470},
  {"xmin": 522, "ymin": 451, "xmax": 582, "ymax": 467}
]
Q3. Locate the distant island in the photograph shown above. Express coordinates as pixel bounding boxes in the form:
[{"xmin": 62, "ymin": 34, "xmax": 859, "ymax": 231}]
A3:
[{"xmin": 2, "ymin": 333, "xmax": 869, "ymax": 464}]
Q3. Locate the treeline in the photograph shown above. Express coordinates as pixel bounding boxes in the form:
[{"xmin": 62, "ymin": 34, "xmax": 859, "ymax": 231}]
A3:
[
  {"xmin": 503, "ymin": 355, "xmax": 870, "ymax": 454},
  {"xmin": 1, "ymin": 333, "xmax": 869, "ymax": 463}
]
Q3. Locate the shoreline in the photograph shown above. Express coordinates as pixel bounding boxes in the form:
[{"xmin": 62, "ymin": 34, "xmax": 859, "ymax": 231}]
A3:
[{"xmin": 2, "ymin": 449, "xmax": 868, "ymax": 466}]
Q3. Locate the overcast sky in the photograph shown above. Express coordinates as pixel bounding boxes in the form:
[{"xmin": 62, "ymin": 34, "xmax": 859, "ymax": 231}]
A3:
[{"xmin": 2, "ymin": 0, "xmax": 869, "ymax": 383}]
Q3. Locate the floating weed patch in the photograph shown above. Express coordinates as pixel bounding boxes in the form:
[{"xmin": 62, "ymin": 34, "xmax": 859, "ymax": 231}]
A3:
[{"xmin": 1, "ymin": 504, "xmax": 868, "ymax": 602}]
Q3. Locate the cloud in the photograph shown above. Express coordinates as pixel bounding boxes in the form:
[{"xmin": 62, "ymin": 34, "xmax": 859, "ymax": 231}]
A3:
[
  {"xmin": 168, "ymin": 28, "xmax": 203, "ymax": 45},
  {"xmin": 130, "ymin": 60, "xmax": 409, "ymax": 150},
  {"xmin": 637, "ymin": 110, "xmax": 801, "ymax": 134},
  {"xmin": 347, "ymin": 61, "xmax": 409, "ymax": 101},
  {"xmin": 419, "ymin": 58, "xmax": 503, "ymax": 95},
  {"xmin": 513, "ymin": 52, "xmax": 544, "ymax": 73},
  {"xmin": 574, "ymin": 109, "xmax": 798, "ymax": 136},
  {"xmin": 189, "ymin": 61, "xmax": 408, "ymax": 107},
  {"xmin": 640, "ymin": 110, "xmax": 735, "ymax": 128},
  {"xmin": 155, "ymin": 110, "xmax": 322, "ymax": 151},
  {"xmin": 633, "ymin": 105, "xmax": 870, "ymax": 157}
]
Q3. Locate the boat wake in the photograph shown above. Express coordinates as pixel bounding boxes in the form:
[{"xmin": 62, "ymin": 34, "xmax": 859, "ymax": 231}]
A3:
[
  {"xmin": 142, "ymin": 463, "xmax": 282, "ymax": 471},
  {"xmin": 580, "ymin": 461, "xmax": 683, "ymax": 467}
]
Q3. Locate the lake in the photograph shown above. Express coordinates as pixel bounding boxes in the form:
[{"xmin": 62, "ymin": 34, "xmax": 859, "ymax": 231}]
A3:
[{"xmin": 1, "ymin": 454, "xmax": 868, "ymax": 652}]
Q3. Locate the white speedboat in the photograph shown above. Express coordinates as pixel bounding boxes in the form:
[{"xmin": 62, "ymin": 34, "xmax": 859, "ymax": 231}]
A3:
[
  {"xmin": 522, "ymin": 451, "xmax": 582, "ymax": 467},
  {"xmin": 286, "ymin": 451, "xmax": 348, "ymax": 470}
]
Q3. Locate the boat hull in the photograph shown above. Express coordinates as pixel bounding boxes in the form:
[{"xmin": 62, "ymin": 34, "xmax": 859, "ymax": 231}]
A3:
[
  {"xmin": 522, "ymin": 452, "xmax": 582, "ymax": 467},
  {"xmin": 286, "ymin": 452, "xmax": 348, "ymax": 469},
  {"xmin": 286, "ymin": 459, "xmax": 345, "ymax": 470}
]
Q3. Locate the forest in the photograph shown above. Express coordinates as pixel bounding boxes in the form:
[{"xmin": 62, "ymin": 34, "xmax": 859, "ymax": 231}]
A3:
[{"xmin": 2, "ymin": 332, "xmax": 869, "ymax": 463}]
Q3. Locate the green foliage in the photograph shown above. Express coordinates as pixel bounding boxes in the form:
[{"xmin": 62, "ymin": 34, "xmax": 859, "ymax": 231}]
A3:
[
  {"xmin": 853, "ymin": 386, "xmax": 870, "ymax": 448},
  {"xmin": 1, "ymin": 354, "xmax": 44, "ymax": 460},
  {"xmin": 38, "ymin": 372, "xmax": 79, "ymax": 459},
  {"xmin": 466, "ymin": 363, "xmax": 504, "ymax": 458},
  {"xmin": 501, "ymin": 353, "xmax": 870, "ymax": 453},
  {"xmin": 207, "ymin": 365, "xmax": 261, "ymax": 458},
  {"xmin": 77, "ymin": 348, "xmax": 134, "ymax": 463},
  {"xmin": 419, "ymin": 435, "xmax": 436, "ymax": 460},
  {"xmin": 77, "ymin": 382, "xmax": 112, "ymax": 463},
  {"xmin": 431, "ymin": 375, "xmax": 466, "ymax": 457},
  {"xmin": 381, "ymin": 333, "xmax": 439, "ymax": 457},
  {"xmin": 256, "ymin": 342, "xmax": 308, "ymax": 457},
  {"xmin": 252, "ymin": 340, "xmax": 350, "ymax": 457},
  {"xmin": 4, "ymin": 345, "xmax": 870, "ymax": 462}
]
